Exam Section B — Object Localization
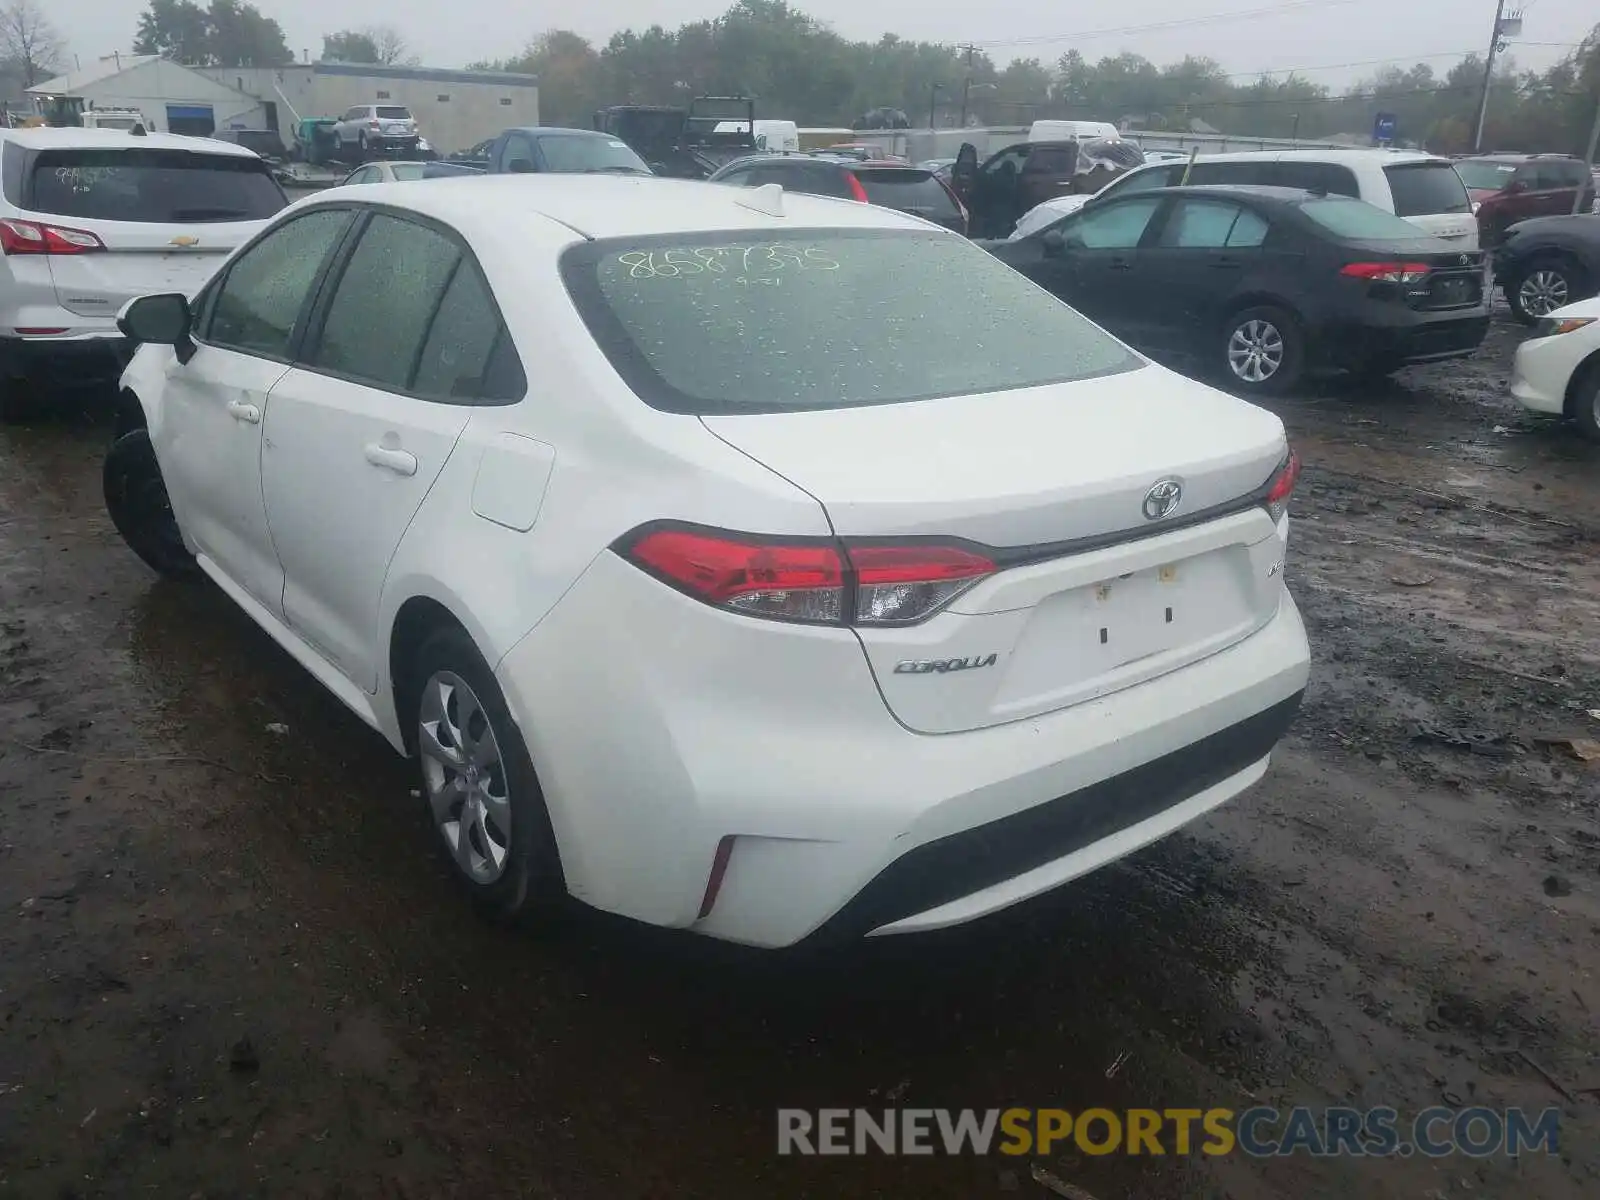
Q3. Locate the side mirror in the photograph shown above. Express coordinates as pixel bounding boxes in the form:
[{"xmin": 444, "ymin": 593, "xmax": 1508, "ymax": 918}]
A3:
[
  {"xmin": 507, "ymin": 158, "xmax": 536, "ymax": 174},
  {"xmin": 118, "ymin": 293, "xmax": 195, "ymax": 364},
  {"xmin": 1041, "ymin": 229, "xmax": 1069, "ymax": 256}
]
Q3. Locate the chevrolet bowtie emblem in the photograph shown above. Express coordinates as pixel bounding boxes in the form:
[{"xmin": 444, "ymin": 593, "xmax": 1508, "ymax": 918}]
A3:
[{"xmin": 170, "ymin": 235, "xmax": 200, "ymax": 247}]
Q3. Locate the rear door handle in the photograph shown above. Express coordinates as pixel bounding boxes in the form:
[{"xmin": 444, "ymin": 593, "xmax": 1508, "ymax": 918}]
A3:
[
  {"xmin": 226, "ymin": 399, "xmax": 261, "ymax": 424},
  {"xmin": 364, "ymin": 444, "xmax": 418, "ymax": 476},
  {"xmin": 1211, "ymin": 257, "xmax": 1243, "ymax": 269},
  {"xmin": 1109, "ymin": 256, "xmax": 1134, "ymax": 270}
]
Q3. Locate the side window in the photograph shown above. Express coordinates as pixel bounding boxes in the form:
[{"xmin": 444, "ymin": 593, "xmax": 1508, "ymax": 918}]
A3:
[
  {"xmin": 307, "ymin": 214, "xmax": 462, "ymax": 391},
  {"xmin": 500, "ymin": 134, "xmax": 536, "ymax": 172},
  {"xmin": 1272, "ymin": 162, "xmax": 1359, "ymax": 197},
  {"xmin": 1103, "ymin": 164, "xmax": 1179, "ymax": 199},
  {"xmin": 342, "ymin": 107, "xmax": 362, "ymax": 122},
  {"xmin": 1072, "ymin": 197, "xmax": 1163, "ymax": 248},
  {"xmin": 412, "ymin": 258, "xmax": 526, "ymax": 403},
  {"xmin": 1025, "ymin": 146, "xmax": 1076, "ymax": 175},
  {"xmin": 206, "ymin": 208, "xmax": 352, "ymax": 358},
  {"xmin": 1512, "ymin": 165, "xmax": 1539, "ymax": 190},
  {"xmin": 1226, "ymin": 207, "xmax": 1270, "ymax": 247},
  {"xmin": 1159, "ymin": 199, "xmax": 1246, "ymax": 248},
  {"xmin": 1186, "ymin": 160, "xmax": 1270, "ymax": 187},
  {"xmin": 345, "ymin": 166, "xmax": 375, "ymax": 185},
  {"xmin": 982, "ymin": 147, "xmax": 1029, "ymax": 177},
  {"xmin": 715, "ymin": 166, "xmax": 753, "ymax": 186}
]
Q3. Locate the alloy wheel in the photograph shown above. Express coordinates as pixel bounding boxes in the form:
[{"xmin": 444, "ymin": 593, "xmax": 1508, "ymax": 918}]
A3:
[
  {"xmin": 418, "ymin": 671, "xmax": 511, "ymax": 884},
  {"xmin": 1227, "ymin": 319, "xmax": 1285, "ymax": 384},
  {"xmin": 1518, "ymin": 269, "xmax": 1569, "ymax": 319}
]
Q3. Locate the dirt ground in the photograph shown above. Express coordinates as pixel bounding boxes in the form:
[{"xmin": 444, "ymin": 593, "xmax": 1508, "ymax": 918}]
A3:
[{"xmin": 1, "ymin": 314, "xmax": 1597, "ymax": 1199}]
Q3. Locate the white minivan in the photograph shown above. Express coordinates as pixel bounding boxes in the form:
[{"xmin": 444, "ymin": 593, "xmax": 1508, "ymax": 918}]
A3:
[{"xmin": 1012, "ymin": 149, "xmax": 1480, "ymax": 248}]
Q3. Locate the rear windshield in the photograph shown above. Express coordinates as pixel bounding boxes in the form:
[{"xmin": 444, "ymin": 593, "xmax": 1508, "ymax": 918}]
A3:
[
  {"xmin": 1454, "ymin": 159, "xmax": 1518, "ymax": 190},
  {"xmin": 24, "ymin": 149, "xmax": 286, "ymax": 223},
  {"xmin": 539, "ymin": 135, "xmax": 650, "ymax": 174},
  {"xmin": 1384, "ymin": 162, "xmax": 1472, "ymax": 216},
  {"xmin": 560, "ymin": 229, "xmax": 1140, "ymax": 415},
  {"xmin": 376, "ymin": 107, "xmax": 412, "ymax": 120},
  {"xmin": 854, "ymin": 169, "xmax": 961, "ymax": 221},
  {"xmin": 1301, "ymin": 196, "xmax": 1427, "ymax": 240}
]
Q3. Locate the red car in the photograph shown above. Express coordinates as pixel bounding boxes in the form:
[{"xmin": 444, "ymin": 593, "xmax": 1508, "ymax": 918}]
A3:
[{"xmin": 1456, "ymin": 154, "xmax": 1597, "ymax": 246}]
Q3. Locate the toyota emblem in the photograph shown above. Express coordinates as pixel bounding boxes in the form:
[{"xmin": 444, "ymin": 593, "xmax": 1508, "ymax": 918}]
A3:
[{"xmin": 1142, "ymin": 478, "xmax": 1183, "ymax": 521}]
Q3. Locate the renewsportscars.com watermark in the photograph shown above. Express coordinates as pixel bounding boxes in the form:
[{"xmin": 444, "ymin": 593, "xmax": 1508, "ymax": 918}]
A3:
[{"xmin": 776, "ymin": 1106, "xmax": 1562, "ymax": 1158}]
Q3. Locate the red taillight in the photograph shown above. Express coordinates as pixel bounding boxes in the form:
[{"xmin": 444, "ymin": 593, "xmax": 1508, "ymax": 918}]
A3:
[
  {"xmin": 0, "ymin": 218, "xmax": 105, "ymax": 255},
  {"xmin": 1340, "ymin": 261, "xmax": 1431, "ymax": 284},
  {"xmin": 618, "ymin": 526, "xmax": 996, "ymax": 626},
  {"xmin": 368, "ymin": 120, "xmax": 382, "ymax": 129},
  {"xmin": 1264, "ymin": 450, "xmax": 1301, "ymax": 522},
  {"xmin": 844, "ymin": 171, "xmax": 869, "ymax": 202}
]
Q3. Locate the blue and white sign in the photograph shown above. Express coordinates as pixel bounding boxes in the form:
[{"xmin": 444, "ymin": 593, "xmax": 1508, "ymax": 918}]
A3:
[{"xmin": 1373, "ymin": 112, "xmax": 1398, "ymax": 143}]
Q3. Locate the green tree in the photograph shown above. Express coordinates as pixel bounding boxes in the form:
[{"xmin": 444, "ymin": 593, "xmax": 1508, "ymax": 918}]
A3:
[
  {"xmin": 322, "ymin": 25, "xmax": 414, "ymax": 66},
  {"xmin": 133, "ymin": 0, "xmax": 291, "ymax": 67},
  {"xmin": 0, "ymin": 0, "xmax": 65, "ymax": 86}
]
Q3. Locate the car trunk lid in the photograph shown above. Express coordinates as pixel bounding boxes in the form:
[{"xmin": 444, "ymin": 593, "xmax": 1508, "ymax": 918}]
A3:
[{"xmin": 701, "ymin": 367, "xmax": 1291, "ymax": 733}]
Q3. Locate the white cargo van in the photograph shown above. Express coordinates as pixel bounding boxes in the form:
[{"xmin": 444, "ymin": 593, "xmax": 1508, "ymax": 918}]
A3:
[
  {"xmin": 1028, "ymin": 120, "xmax": 1120, "ymax": 143},
  {"xmin": 714, "ymin": 119, "xmax": 800, "ymax": 154}
]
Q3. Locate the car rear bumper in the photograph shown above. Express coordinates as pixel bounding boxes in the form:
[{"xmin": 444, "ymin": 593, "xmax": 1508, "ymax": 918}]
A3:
[
  {"xmin": 0, "ymin": 331, "xmax": 133, "ymax": 388},
  {"xmin": 1322, "ymin": 310, "xmax": 1490, "ymax": 369},
  {"xmin": 495, "ymin": 550, "xmax": 1310, "ymax": 948}
]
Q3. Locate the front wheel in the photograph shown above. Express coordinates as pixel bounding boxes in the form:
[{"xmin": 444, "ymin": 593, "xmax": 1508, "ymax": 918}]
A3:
[
  {"xmin": 412, "ymin": 628, "xmax": 564, "ymax": 922},
  {"xmin": 103, "ymin": 429, "xmax": 199, "ymax": 579},
  {"xmin": 1220, "ymin": 305, "xmax": 1304, "ymax": 396},
  {"xmin": 1574, "ymin": 366, "xmax": 1600, "ymax": 445},
  {"xmin": 1508, "ymin": 259, "xmax": 1586, "ymax": 326}
]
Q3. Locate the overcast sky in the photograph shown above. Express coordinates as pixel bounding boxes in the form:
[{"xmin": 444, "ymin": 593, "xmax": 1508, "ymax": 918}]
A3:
[{"xmin": 52, "ymin": 0, "xmax": 1598, "ymax": 85}]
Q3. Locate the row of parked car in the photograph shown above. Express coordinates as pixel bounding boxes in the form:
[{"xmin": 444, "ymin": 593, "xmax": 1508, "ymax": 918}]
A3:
[{"xmin": 3, "ymin": 117, "xmax": 1597, "ymax": 950}]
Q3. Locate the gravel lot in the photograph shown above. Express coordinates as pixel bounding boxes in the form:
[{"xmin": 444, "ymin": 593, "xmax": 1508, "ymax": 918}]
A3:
[{"xmin": 1, "ymin": 314, "xmax": 1596, "ymax": 1199}]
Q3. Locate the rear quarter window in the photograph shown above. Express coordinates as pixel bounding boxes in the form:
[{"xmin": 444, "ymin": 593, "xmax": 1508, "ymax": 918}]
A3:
[
  {"xmin": 1272, "ymin": 162, "xmax": 1360, "ymax": 198},
  {"xmin": 23, "ymin": 148, "xmax": 286, "ymax": 223},
  {"xmin": 1384, "ymin": 162, "xmax": 1472, "ymax": 216}
]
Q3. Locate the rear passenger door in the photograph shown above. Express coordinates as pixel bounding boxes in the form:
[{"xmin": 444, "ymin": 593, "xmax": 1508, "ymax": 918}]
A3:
[
  {"xmin": 1139, "ymin": 197, "xmax": 1273, "ymax": 357},
  {"xmin": 259, "ymin": 211, "xmax": 522, "ymax": 690}
]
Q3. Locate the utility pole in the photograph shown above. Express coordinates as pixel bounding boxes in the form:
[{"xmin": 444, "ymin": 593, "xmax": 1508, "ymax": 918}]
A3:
[
  {"xmin": 1473, "ymin": 0, "xmax": 1508, "ymax": 153},
  {"xmin": 958, "ymin": 43, "xmax": 978, "ymax": 129},
  {"xmin": 928, "ymin": 81, "xmax": 941, "ymax": 131}
]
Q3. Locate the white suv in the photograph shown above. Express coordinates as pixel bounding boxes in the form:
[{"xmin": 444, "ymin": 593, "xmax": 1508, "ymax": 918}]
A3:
[
  {"xmin": 1014, "ymin": 149, "xmax": 1480, "ymax": 248},
  {"xmin": 333, "ymin": 105, "xmax": 422, "ymax": 160},
  {"xmin": 0, "ymin": 126, "xmax": 286, "ymax": 421},
  {"xmin": 105, "ymin": 176, "xmax": 1310, "ymax": 948}
]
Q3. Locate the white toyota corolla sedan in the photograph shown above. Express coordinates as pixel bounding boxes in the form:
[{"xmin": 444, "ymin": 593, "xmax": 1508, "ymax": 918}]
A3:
[
  {"xmin": 105, "ymin": 175, "xmax": 1310, "ymax": 948},
  {"xmin": 1509, "ymin": 297, "xmax": 1600, "ymax": 443}
]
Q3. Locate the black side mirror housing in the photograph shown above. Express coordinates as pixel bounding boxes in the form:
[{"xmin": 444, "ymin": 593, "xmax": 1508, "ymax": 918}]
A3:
[
  {"xmin": 507, "ymin": 158, "xmax": 536, "ymax": 174},
  {"xmin": 1041, "ymin": 229, "xmax": 1069, "ymax": 256},
  {"xmin": 119, "ymin": 293, "xmax": 195, "ymax": 364}
]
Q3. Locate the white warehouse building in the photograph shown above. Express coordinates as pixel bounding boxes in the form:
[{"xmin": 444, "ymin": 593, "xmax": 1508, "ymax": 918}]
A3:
[{"xmin": 26, "ymin": 55, "xmax": 538, "ymax": 155}]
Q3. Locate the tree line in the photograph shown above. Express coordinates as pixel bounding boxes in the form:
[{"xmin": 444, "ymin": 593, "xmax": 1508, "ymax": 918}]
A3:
[{"xmin": 10, "ymin": 0, "xmax": 1600, "ymax": 157}]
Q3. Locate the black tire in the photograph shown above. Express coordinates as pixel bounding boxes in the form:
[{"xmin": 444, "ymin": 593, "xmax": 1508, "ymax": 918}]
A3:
[
  {"xmin": 1507, "ymin": 257, "xmax": 1588, "ymax": 326},
  {"xmin": 357, "ymin": 132, "xmax": 370, "ymax": 162},
  {"xmin": 1573, "ymin": 363, "xmax": 1600, "ymax": 445},
  {"xmin": 103, "ymin": 429, "xmax": 199, "ymax": 580},
  {"xmin": 411, "ymin": 627, "xmax": 565, "ymax": 922},
  {"xmin": 1219, "ymin": 305, "xmax": 1305, "ymax": 396}
]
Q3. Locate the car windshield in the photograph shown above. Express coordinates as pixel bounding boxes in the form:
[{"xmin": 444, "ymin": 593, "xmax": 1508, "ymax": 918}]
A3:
[
  {"xmin": 1384, "ymin": 162, "xmax": 1473, "ymax": 216},
  {"xmin": 376, "ymin": 107, "xmax": 412, "ymax": 120},
  {"xmin": 24, "ymin": 149, "xmax": 287, "ymax": 223},
  {"xmin": 1454, "ymin": 160, "xmax": 1519, "ymax": 190},
  {"xmin": 560, "ymin": 228, "xmax": 1140, "ymax": 415},
  {"xmin": 540, "ymin": 135, "xmax": 651, "ymax": 174}
]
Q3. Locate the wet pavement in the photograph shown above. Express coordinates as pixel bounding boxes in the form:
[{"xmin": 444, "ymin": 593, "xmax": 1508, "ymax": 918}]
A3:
[{"xmin": 1, "ymin": 315, "xmax": 1597, "ymax": 1198}]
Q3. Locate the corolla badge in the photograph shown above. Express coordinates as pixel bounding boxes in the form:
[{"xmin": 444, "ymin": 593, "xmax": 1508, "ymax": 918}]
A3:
[
  {"xmin": 894, "ymin": 655, "xmax": 999, "ymax": 675},
  {"xmin": 1142, "ymin": 478, "xmax": 1183, "ymax": 521}
]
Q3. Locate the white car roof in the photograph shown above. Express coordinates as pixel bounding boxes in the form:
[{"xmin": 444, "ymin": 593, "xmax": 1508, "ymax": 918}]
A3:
[
  {"xmin": 1152, "ymin": 147, "xmax": 1446, "ymax": 167},
  {"xmin": 0, "ymin": 126, "xmax": 260, "ymax": 158},
  {"xmin": 299, "ymin": 174, "xmax": 934, "ymax": 240}
]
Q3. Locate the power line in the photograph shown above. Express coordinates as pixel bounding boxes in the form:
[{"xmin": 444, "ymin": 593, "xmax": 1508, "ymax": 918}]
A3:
[
  {"xmin": 968, "ymin": 0, "xmax": 1377, "ymax": 50},
  {"xmin": 1070, "ymin": 81, "xmax": 1595, "ymax": 111}
]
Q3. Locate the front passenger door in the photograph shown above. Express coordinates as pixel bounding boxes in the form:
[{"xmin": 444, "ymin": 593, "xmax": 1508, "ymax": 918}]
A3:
[
  {"xmin": 259, "ymin": 212, "xmax": 505, "ymax": 690},
  {"xmin": 157, "ymin": 207, "xmax": 355, "ymax": 613},
  {"xmin": 1038, "ymin": 196, "xmax": 1165, "ymax": 340}
]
